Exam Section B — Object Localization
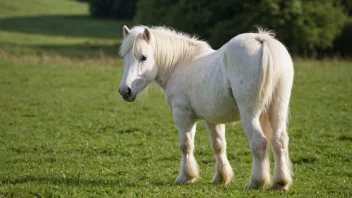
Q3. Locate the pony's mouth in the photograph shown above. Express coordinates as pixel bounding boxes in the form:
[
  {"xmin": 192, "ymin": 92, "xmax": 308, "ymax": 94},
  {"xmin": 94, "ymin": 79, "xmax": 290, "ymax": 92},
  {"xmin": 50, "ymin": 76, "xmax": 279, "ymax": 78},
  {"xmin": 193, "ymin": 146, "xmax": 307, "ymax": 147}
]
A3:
[{"xmin": 122, "ymin": 92, "xmax": 137, "ymax": 102}]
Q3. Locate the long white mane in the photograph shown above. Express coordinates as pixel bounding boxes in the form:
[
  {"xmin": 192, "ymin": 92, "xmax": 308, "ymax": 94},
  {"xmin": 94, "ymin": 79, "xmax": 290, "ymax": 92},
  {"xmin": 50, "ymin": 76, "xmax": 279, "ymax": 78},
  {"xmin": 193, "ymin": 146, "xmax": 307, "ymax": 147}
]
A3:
[{"xmin": 119, "ymin": 26, "xmax": 212, "ymax": 69}]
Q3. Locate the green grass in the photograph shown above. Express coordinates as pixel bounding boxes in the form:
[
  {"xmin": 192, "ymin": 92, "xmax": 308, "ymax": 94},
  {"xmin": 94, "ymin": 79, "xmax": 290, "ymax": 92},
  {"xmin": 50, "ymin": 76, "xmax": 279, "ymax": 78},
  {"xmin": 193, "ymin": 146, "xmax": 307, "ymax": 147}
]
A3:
[
  {"xmin": 0, "ymin": 62, "xmax": 351, "ymax": 197},
  {"xmin": 0, "ymin": 0, "xmax": 87, "ymax": 18},
  {"xmin": 0, "ymin": 0, "xmax": 133, "ymax": 64},
  {"xmin": 0, "ymin": 0, "xmax": 351, "ymax": 197}
]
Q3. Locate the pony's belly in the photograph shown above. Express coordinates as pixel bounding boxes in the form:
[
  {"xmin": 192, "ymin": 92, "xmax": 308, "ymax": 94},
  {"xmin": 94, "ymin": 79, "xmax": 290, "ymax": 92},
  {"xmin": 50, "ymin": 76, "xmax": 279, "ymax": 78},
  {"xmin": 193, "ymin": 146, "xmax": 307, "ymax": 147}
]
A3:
[
  {"xmin": 194, "ymin": 100, "xmax": 241, "ymax": 124},
  {"xmin": 206, "ymin": 110, "xmax": 239, "ymax": 123}
]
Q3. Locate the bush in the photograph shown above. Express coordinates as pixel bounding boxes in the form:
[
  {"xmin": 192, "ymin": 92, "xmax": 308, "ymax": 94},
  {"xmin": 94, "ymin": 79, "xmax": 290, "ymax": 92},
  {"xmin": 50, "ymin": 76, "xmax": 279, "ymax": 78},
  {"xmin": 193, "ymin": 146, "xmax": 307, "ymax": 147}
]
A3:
[
  {"xmin": 89, "ymin": 0, "xmax": 137, "ymax": 19},
  {"xmin": 334, "ymin": 17, "xmax": 352, "ymax": 57},
  {"xmin": 135, "ymin": 0, "xmax": 347, "ymax": 56}
]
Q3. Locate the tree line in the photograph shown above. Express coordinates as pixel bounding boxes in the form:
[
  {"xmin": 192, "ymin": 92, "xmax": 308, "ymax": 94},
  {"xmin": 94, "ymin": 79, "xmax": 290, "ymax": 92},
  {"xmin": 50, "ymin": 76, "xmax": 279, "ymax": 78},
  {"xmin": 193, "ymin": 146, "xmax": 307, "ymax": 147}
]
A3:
[{"xmin": 85, "ymin": 0, "xmax": 352, "ymax": 58}]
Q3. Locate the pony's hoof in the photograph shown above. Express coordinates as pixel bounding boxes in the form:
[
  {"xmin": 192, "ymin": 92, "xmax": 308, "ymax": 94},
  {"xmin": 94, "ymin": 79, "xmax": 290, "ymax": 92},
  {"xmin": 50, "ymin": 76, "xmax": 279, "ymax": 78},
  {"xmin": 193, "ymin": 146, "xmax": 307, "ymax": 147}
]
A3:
[
  {"xmin": 271, "ymin": 182, "xmax": 290, "ymax": 191},
  {"xmin": 211, "ymin": 172, "xmax": 233, "ymax": 185},
  {"xmin": 246, "ymin": 178, "xmax": 270, "ymax": 190},
  {"xmin": 174, "ymin": 175, "xmax": 197, "ymax": 184}
]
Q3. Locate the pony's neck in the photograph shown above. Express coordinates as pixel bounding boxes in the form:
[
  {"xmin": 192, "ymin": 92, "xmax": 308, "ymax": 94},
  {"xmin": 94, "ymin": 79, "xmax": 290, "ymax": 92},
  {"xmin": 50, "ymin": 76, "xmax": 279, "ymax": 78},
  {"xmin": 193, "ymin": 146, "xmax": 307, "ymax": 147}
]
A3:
[{"xmin": 152, "ymin": 29, "xmax": 212, "ymax": 88}]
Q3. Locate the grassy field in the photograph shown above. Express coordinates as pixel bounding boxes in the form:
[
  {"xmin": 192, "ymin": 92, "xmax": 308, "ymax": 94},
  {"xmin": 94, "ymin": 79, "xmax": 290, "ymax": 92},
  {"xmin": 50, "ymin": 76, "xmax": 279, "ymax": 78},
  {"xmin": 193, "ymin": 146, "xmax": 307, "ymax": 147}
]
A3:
[
  {"xmin": 0, "ymin": 0, "xmax": 133, "ymax": 67},
  {"xmin": 0, "ymin": 0, "xmax": 351, "ymax": 197},
  {"xmin": 1, "ymin": 62, "xmax": 351, "ymax": 197}
]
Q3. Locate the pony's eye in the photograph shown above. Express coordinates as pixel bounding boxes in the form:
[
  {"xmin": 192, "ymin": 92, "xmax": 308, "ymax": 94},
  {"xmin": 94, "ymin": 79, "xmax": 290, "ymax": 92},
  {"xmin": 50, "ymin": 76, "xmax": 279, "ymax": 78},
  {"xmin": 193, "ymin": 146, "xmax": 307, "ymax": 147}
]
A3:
[{"xmin": 140, "ymin": 55, "xmax": 147, "ymax": 62}]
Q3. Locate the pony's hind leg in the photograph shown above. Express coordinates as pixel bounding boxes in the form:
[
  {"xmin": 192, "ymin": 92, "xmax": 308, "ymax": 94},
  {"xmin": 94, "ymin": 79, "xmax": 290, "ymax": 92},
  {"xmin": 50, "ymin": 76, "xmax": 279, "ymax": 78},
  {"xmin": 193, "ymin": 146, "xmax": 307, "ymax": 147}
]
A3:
[
  {"xmin": 269, "ymin": 83, "xmax": 293, "ymax": 191},
  {"xmin": 205, "ymin": 121, "xmax": 233, "ymax": 184},
  {"xmin": 239, "ymin": 108, "xmax": 271, "ymax": 190},
  {"xmin": 173, "ymin": 107, "xmax": 199, "ymax": 184}
]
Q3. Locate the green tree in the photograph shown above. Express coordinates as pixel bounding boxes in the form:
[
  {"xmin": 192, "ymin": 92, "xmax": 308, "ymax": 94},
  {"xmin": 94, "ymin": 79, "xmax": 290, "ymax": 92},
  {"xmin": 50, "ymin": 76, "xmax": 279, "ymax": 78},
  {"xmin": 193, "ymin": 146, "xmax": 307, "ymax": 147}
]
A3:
[
  {"xmin": 89, "ymin": 0, "xmax": 138, "ymax": 19},
  {"xmin": 135, "ymin": 0, "xmax": 347, "ymax": 56}
]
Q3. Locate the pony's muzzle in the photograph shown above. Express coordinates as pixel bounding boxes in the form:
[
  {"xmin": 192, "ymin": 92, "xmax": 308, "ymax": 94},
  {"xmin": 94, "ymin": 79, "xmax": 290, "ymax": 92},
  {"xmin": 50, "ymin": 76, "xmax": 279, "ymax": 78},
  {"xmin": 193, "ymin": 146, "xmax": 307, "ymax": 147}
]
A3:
[{"xmin": 119, "ymin": 86, "xmax": 136, "ymax": 102}]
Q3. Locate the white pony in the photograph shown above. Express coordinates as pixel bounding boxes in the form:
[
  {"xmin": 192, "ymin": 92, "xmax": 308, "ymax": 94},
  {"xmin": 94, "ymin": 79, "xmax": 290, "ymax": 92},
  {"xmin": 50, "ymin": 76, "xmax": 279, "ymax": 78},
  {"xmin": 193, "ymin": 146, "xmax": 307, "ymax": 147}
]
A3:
[{"xmin": 118, "ymin": 25, "xmax": 294, "ymax": 191}]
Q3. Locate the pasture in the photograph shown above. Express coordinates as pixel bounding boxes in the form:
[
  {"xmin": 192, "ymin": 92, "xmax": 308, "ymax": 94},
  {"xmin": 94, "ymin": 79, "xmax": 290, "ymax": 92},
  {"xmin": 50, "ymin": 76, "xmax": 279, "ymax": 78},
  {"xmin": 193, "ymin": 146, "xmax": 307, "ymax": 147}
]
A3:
[{"xmin": 0, "ymin": 0, "xmax": 351, "ymax": 197}]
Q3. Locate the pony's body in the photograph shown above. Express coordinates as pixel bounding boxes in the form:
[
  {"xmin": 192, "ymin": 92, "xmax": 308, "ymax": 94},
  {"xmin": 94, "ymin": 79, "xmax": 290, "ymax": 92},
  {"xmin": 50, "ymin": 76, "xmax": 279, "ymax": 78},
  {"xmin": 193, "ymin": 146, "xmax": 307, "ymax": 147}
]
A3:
[
  {"xmin": 165, "ymin": 50, "xmax": 239, "ymax": 123},
  {"xmin": 119, "ymin": 26, "xmax": 294, "ymax": 191}
]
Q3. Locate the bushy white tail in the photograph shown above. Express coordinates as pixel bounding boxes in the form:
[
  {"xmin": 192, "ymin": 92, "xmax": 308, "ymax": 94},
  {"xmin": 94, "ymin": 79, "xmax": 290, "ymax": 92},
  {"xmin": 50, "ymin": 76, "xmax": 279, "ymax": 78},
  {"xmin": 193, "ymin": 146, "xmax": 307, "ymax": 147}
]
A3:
[{"xmin": 255, "ymin": 30, "xmax": 278, "ymax": 112}]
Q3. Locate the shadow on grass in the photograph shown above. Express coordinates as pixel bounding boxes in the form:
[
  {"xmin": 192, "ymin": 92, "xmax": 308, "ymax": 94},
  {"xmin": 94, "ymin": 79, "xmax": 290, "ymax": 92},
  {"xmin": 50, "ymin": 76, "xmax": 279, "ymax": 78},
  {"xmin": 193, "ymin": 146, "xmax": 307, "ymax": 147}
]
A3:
[
  {"xmin": 1, "ymin": 176, "xmax": 170, "ymax": 187},
  {"xmin": 0, "ymin": 15, "xmax": 132, "ymax": 39},
  {"xmin": 1, "ymin": 176, "xmax": 123, "ymax": 187}
]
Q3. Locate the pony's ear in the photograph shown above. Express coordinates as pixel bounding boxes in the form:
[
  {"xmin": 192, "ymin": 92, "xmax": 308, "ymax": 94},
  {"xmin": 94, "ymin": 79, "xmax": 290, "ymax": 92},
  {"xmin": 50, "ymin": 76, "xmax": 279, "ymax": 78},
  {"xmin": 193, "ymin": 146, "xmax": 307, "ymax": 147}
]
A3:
[
  {"xmin": 143, "ymin": 27, "xmax": 151, "ymax": 42},
  {"xmin": 123, "ymin": 25, "xmax": 130, "ymax": 37}
]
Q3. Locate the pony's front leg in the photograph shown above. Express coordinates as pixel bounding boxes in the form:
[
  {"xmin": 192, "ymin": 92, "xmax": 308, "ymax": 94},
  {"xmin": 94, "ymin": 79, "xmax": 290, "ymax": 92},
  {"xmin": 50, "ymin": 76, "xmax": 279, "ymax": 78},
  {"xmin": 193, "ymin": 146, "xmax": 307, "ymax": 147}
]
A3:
[
  {"xmin": 206, "ymin": 121, "xmax": 233, "ymax": 184},
  {"xmin": 173, "ymin": 108, "xmax": 199, "ymax": 184}
]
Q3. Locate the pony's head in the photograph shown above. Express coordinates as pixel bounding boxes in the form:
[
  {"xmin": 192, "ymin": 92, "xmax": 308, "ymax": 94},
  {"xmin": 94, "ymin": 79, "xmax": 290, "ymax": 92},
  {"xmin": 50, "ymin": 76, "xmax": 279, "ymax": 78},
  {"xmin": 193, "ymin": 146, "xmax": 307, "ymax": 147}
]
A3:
[{"xmin": 118, "ymin": 25, "xmax": 157, "ymax": 102}]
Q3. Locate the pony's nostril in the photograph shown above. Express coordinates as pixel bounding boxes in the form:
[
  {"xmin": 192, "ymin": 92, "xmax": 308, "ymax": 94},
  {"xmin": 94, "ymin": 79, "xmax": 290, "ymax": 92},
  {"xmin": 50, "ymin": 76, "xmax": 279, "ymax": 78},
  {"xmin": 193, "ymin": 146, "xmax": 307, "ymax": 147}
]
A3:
[{"xmin": 126, "ymin": 87, "xmax": 132, "ymax": 97}]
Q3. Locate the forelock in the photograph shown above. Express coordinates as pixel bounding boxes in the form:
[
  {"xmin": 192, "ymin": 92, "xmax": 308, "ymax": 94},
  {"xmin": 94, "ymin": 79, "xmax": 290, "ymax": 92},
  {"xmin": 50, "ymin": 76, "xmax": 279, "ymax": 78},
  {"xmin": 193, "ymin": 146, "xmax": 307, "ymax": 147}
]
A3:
[{"xmin": 119, "ymin": 26, "xmax": 146, "ymax": 57}]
